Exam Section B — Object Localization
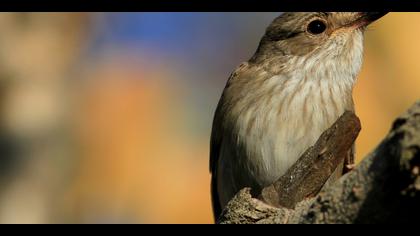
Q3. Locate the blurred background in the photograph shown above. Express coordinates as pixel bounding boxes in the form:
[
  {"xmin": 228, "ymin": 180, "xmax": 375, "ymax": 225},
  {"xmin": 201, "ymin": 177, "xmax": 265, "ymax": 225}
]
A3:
[{"xmin": 0, "ymin": 12, "xmax": 418, "ymax": 224}]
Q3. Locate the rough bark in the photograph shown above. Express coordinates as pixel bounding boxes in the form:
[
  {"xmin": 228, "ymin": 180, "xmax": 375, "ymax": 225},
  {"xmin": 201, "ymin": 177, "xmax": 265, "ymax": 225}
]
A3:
[{"xmin": 218, "ymin": 100, "xmax": 420, "ymax": 224}]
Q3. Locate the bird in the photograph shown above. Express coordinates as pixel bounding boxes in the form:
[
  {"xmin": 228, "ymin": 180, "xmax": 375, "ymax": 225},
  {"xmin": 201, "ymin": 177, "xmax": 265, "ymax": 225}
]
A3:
[{"xmin": 209, "ymin": 12, "xmax": 388, "ymax": 221}]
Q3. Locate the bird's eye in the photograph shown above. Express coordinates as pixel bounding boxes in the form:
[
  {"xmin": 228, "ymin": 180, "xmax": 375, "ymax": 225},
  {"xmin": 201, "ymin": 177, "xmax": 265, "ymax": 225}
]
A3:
[{"xmin": 307, "ymin": 20, "xmax": 327, "ymax": 35}]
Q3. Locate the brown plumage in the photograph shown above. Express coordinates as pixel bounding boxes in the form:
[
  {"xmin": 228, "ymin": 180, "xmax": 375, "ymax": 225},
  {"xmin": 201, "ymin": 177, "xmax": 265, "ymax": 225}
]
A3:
[{"xmin": 210, "ymin": 12, "xmax": 387, "ymax": 221}]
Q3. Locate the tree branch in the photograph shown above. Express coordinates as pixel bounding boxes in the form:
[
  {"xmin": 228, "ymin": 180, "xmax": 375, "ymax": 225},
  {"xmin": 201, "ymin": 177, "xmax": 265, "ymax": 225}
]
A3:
[{"xmin": 218, "ymin": 100, "xmax": 420, "ymax": 224}]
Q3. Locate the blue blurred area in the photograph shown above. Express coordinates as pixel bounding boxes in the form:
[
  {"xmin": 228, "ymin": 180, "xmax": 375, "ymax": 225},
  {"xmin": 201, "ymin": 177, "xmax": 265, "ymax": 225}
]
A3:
[
  {"xmin": 90, "ymin": 13, "xmax": 202, "ymax": 53},
  {"xmin": 87, "ymin": 13, "xmax": 278, "ymax": 81}
]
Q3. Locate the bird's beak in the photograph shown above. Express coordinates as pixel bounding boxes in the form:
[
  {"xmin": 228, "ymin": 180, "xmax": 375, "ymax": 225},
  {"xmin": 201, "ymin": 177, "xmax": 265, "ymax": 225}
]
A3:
[
  {"xmin": 351, "ymin": 12, "xmax": 388, "ymax": 28},
  {"xmin": 359, "ymin": 12, "xmax": 389, "ymax": 25}
]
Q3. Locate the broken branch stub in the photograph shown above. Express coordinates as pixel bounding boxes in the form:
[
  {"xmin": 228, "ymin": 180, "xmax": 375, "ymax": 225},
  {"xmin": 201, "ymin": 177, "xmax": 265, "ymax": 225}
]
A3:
[{"xmin": 259, "ymin": 111, "xmax": 361, "ymax": 209}]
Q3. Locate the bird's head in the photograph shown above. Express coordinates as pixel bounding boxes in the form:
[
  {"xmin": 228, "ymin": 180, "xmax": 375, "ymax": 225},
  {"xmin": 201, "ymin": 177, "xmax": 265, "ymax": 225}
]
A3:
[{"xmin": 252, "ymin": 12, "xmax": 388, "ymax": 74}]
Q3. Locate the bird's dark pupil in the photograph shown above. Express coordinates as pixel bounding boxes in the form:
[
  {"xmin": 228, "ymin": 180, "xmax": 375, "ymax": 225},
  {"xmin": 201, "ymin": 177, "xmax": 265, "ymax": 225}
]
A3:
[{"xmin": 308, "ymin": 20, "xmax": 326, "ymax": 34}]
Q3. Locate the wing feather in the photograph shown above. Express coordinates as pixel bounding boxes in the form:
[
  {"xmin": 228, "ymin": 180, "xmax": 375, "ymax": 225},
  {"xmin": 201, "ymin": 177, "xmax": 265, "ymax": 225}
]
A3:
[{"xmin": 209, "ymin": 62, "xmax": 249, "ymax": 221}]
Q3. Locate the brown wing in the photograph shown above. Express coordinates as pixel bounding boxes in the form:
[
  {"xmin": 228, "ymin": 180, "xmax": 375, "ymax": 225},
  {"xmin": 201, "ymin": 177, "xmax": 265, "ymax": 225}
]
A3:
[
  {"xmin": 209, "ymin": 62, "xmax": 249, "ymax": 222},
  {"xmin": 209, "ymin": 98, "xmax": 224, "ymax": 222},
  {"xmin": 343, "ymin": 144, "xmax": 355, "ymax": 173}
]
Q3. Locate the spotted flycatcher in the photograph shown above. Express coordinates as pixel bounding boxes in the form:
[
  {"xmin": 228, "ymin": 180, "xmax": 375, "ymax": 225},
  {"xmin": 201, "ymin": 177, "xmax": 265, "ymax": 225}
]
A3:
[{"xmin": 210, "ymin": 12, "xmax": 388, "ymax": 220}]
